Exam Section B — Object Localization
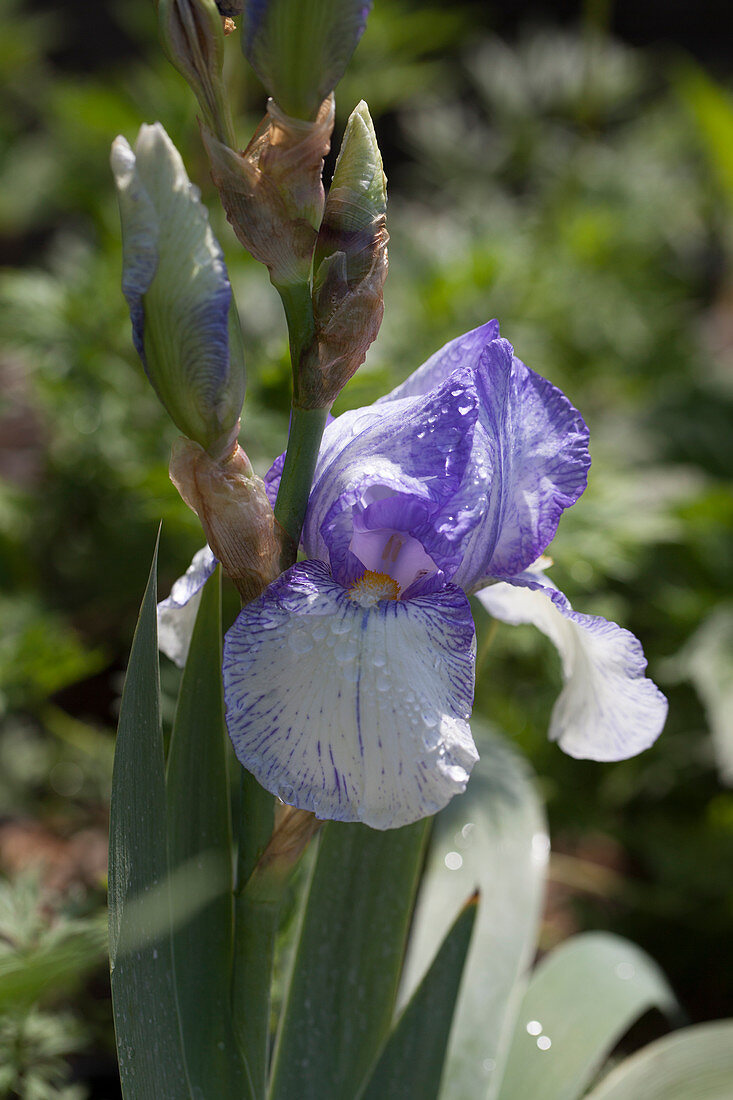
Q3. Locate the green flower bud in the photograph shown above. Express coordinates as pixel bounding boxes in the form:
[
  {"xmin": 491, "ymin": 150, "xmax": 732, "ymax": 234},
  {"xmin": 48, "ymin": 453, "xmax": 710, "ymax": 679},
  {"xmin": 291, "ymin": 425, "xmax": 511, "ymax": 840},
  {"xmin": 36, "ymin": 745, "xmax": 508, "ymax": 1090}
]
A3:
[
  {"xmin": 111, "ymin": 122, "xmax": 246, "ymax": 459},
  {"xmin": 242, "ymin": 0, "xmax": 373, "ymax": 120},
  {"xmin": 158, "ymin": 0, "xmax": 235, "ymax": 145},
  {"xmin": 301, "ymin": 101, "xmax": 388, "ymax": 408}
]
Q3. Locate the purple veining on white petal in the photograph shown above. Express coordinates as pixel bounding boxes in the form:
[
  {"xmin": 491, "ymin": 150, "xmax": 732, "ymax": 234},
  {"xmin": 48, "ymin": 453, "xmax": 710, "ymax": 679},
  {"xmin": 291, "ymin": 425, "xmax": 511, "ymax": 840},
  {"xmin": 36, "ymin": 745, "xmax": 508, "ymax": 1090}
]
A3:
[
  {"xmin": 476, "ymin": 569, "xmax": 667, "ymax": 761},
  {"xmin": 223, "ymin": 560, "xmax": 478, "ymax": 830}
]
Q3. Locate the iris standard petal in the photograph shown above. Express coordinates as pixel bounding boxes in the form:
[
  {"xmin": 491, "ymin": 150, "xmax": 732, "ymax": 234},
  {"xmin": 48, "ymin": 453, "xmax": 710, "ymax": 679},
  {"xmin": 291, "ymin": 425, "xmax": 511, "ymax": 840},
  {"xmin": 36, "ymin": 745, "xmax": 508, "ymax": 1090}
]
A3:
[
  {"xmin": 223, "ymin": 561, "xmax": 478, "ymax": 829},
  {"xmin": 302, "ymin": 368, "xmax": 481, "ymax": 582},
  {"xmin": 379, "ymin": 320, "xmax": 500, "ymax": 402},
  {"xmin": 476, "ymin": 570, "xmax": 667, "ymax": 761},
  {"xmin": 157, "ymin": 546, "xmax": 217, "ymax": 667},
  {"xmin": 451, "ymin": 337, "xmax": 591, "ymax": 588}
]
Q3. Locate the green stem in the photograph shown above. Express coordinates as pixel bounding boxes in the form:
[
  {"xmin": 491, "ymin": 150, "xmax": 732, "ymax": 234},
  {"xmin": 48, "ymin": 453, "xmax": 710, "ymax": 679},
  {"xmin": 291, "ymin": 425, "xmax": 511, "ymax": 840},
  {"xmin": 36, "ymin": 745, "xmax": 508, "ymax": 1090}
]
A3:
[
  {"xmin": 278, "ymin": 281, "xmax": 315, "ymax": 380},
  {"xmin": 273, "ymin": 281, "xmax": 329, "ymax": 563},
  {"xmin": 274, "ymin": 405, "xmax": 330, "ymax": 559}
]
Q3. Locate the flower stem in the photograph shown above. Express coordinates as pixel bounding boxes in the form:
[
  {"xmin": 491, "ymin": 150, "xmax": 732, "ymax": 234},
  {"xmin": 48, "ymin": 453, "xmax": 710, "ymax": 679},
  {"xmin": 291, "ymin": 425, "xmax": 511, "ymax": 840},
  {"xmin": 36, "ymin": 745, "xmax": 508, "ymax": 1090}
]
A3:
[
  {"xmin": 274, "ymin": 280, "xmax": 329, "ymax": 564},
  {"xmin": 274, "ymin": 405, "xmax": 330, "ymax": 561}
]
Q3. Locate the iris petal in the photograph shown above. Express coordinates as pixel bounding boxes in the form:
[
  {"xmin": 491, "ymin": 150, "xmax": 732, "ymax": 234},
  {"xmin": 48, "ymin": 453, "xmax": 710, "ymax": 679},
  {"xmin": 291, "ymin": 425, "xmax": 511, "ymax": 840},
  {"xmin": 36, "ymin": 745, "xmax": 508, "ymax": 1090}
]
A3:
[
  {"xmin": 157, "ymin": 546, "xmax": 217, "ymax": 667},
  {"xmin": 223, "ymin": 561, "xmax": 478, "ymax": 829},
  {"xmin": 476, "ymin": 569, "xmax": 667, "ymax": 761},
  {"xmin": 380, "ymin": 322, "xmax": 591, "ymax": 586},
  {"xmin": 302, "ymin": 368, "xmax": 481, "ymax": 583}
]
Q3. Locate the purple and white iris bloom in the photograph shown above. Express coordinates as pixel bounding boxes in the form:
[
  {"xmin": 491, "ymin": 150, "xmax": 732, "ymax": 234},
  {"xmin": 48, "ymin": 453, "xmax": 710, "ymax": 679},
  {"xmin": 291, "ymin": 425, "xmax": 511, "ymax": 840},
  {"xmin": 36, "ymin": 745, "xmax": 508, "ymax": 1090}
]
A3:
[{"xmin": 221, "ymin": 321, "xmax": 667, "ymax": 829}]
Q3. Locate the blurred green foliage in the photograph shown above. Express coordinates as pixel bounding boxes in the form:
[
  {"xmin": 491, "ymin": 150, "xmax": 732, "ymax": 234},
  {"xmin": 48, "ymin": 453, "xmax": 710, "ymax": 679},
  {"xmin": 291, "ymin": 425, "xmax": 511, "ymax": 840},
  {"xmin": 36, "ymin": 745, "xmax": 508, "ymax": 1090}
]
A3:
[{"xmin": 1, "ymin": 0, "xmax": 733, "ymax": 1091}]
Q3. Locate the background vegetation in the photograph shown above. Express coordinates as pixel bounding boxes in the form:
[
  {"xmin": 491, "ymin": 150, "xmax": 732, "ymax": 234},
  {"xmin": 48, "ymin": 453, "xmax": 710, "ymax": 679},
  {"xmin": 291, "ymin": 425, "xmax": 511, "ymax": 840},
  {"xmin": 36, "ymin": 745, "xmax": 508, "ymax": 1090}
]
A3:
[{"xmin": 1, "ymin": 0, "xmax": 732, "ymax": 1093}]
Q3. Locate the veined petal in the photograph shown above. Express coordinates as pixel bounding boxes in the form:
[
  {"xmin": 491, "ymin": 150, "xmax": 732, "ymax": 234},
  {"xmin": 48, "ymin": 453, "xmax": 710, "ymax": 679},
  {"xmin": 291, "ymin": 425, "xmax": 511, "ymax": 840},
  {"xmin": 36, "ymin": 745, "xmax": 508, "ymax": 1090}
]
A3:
[
  {"xmin": 223, "ymin": 561, "xmax": 478, "ymax": 829},
  {"xmin": 302, "ymin": 369, "xmax": 481, "ymax": 582},
  {"xmin": 476, "ymin": 570, "xmax": 667, "ymax": 761},
  {"xmin": 453, "ymin": 340, "xmax": 590, "ymax": 586},
  {"xmin": 380, "ymin": 320, "xmax": 500, "ymax": 403},
  {"xmin": 157, "ymin": 546, "xmax": 217, "ymax": 667},
  {"xmin": 381, "ymin": 321, "xmax": 590, "ymax": 586},
  {"xmin": 111, "ymin": 123, "xmax": 245, "ymax": 453}
]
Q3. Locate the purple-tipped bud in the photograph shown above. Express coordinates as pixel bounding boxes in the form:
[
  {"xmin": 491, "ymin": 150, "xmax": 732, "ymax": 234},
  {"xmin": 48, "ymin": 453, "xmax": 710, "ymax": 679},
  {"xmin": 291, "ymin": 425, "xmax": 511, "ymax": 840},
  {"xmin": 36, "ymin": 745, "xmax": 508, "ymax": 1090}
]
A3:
[
  {"xmin": 111, "ymin": 123, "xmax": 245, "ymax": 458},
  {"xmin": 241, "ymin": 0, "xmax": 372, "ymax": 120}
]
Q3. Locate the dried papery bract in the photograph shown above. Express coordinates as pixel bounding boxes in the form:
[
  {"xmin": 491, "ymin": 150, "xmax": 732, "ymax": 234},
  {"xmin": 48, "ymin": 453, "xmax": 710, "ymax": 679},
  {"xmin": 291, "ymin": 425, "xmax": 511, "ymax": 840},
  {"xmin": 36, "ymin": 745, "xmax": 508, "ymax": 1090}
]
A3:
[
  {"xmin": 247, "ymin": 805, "xmax": 323, "ymax": 900},
  {"xmin": 158, "ymin": 0, "xmax": 235, "ymax": 145},
  {"xmin": 202, "ymin": 96, "xmax": 335, "ymax": 289},
  {"xmin": 300, "ymin": 100, "xmax": 388, "ymax": 408},
  {"xmin": 170, "ymin": 437, "xmax": 282, "ymax": 604}
]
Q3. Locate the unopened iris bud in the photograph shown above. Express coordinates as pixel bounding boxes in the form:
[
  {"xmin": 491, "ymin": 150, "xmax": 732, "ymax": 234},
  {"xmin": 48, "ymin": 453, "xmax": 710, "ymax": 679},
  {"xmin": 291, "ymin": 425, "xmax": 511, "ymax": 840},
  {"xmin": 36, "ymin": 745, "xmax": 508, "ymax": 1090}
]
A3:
[
  {"xmin": 241, "ymin": 0, "xmax": 373, "ymax": 121},
  {"xmin": 158, "ymin": 0, "xmax": 235, "ymax": 145},
  {"xmin": 111, "ymin": 123, "xmax": 246, "ymax": 459},
  {"xmin": 301, "ymin": 100, "xmax": 388, "ymax": 408},
  {"xmin": 201, "ymin": 95, "xmax": 334, "ymax": 289}
]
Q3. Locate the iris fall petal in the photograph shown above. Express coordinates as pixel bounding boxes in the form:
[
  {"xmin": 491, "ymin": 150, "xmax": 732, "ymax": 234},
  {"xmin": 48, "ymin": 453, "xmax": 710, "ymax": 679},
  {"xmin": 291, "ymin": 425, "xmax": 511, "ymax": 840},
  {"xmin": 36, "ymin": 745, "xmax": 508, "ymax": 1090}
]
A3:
[
  {"xmin": 476, "ymin": 569, "xmax": 668, "ymax": 761},
  {"xmin": 223, "ymin": 561, "xmax": 478, "ymax": 829}
]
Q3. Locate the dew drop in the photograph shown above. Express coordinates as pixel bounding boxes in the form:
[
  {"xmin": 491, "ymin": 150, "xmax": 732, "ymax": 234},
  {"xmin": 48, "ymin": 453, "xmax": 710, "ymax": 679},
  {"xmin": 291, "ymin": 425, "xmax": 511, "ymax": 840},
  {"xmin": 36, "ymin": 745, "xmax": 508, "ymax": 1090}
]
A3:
[
  {"xmin": 526, "ymin": 1020, "xmax": 542, "ymax": 1036},
  {"xmin": 537, "ymin": 1036, "xmax": 552, "ymax": 1051},
  {"xmin": 288, "ymin": 631, "xmax": 313, "ymax": 654},
  {"xmin": 444, "ymin": 851, "xmax": 463, "ymax": 870}
]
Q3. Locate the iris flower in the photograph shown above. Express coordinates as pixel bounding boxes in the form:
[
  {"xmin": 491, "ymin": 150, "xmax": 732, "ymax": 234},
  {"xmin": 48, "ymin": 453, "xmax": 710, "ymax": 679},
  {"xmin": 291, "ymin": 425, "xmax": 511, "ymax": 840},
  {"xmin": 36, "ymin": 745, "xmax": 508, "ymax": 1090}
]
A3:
[{"xmin": 215, "ymin": 321, "xmax": 667, "ymax": 829}]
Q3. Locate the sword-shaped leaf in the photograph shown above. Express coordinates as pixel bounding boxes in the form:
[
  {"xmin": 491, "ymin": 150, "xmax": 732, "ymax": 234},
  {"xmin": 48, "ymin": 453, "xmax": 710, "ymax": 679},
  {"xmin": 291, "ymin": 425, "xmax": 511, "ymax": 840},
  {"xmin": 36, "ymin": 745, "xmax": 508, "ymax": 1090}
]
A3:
[
  {"xmin": 108, "ymin": 534, "xmax": 191, "ymax": 1098},
  {"xmin": 360, "ymin": 894, "xmax": 478, "ymax": 1100}
]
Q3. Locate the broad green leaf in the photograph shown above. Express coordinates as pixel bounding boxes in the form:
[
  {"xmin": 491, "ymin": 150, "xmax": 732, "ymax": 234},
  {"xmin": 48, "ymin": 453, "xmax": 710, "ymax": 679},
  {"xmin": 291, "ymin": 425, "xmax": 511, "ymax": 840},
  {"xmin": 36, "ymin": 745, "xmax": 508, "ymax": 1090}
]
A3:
[
  {"xmin": 584, "ymin": 1020, "xmax": 733, "ymax": 1100},
  {"xmin": 399, "ymin": 724, "xmax": 547, "ymax": 1100},
  {"xmin": 360, "ymin": 895, "xmax": 479, "ymax": 1100},
  {"xmin": 108, "ymin": 534, "xmax": 190, "ymax": 1099},
  {"xmin": 495, "ymin": 932, "xmax": 678, "ymax": 1100},
  {"xmin": 269, "ymin": 819, "xmax": 430, "ymax": 1100},
  {"xmin": 166, "ymin": 567, "xmax": 252, "ymax": 1097}
]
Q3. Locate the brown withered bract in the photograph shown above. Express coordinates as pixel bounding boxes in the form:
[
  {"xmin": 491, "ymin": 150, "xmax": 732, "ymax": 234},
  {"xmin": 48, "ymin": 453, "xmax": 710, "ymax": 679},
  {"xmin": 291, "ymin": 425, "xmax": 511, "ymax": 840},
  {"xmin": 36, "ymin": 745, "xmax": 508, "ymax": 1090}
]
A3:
[
  {"xmin": 298, "ymin": 233, "xmax": 388, "ymax": 409},
  {"xmin": 201, "ymin": 95, "xmax": 335, "ymax": 288},
  {"xmin": 169, "ymin": 437, "xmax": 282, "ymax": 604}
]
